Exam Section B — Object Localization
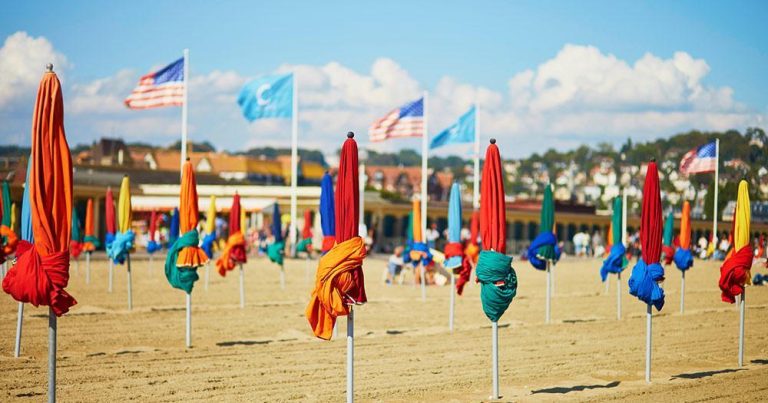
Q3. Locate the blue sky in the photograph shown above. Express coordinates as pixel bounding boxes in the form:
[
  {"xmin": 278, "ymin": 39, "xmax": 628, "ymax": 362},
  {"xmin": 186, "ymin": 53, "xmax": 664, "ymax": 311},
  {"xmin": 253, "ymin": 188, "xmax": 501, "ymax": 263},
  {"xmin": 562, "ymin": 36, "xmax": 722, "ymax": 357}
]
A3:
[{"xmin": 1, "ymin": 0, "xmax": 766, "ymax": 157}]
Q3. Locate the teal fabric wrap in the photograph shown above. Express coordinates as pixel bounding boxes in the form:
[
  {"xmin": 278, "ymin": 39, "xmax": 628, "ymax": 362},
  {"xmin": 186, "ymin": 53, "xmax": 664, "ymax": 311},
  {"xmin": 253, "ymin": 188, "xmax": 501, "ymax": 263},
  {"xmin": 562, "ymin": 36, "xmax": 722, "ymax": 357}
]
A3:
[
  {"xmin": 476, "ymin": 250, "xmax": 517, "ymax": 322},
  {"xmin": 164, "ymin": 230, "xmax": 200, "ymax": 294},
  {"xmin": 267, "ymin": 241, "xmax": 285, "ymax": 266},
  {"xmin": 296, "ymin": 237, "xmax": 312, "ymax": 253},
  {"xmin": 83, "ymin": 235, "xmax": 101, "ymax": 249}
]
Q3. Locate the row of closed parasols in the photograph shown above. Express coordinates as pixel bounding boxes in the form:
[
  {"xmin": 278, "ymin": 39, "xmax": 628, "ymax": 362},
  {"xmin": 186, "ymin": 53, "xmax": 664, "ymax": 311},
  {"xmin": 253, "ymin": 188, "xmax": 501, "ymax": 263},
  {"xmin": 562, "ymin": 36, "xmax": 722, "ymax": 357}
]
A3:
[{"xmin": 0, "ymin": 67, "xmax": 755, "ymax": 403}]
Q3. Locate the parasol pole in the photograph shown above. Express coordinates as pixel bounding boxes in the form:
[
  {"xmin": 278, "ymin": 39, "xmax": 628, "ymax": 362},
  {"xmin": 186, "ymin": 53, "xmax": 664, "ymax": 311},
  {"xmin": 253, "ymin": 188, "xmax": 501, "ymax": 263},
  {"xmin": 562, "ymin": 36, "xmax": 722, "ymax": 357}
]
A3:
[
  {"xmin": 712, "ymin": 138, "xmax": 719, "ymax": 247},
  {"xmin": 645, "ymin": 303, "xmax": 652, "ymax": 382},
  {"xmin": 449, "ymin": 271, "xmax": 455, "ymax": 332},
  {"xmin": 617, "ymin": 272, "xmax": 622, "ymax": 320},
  {"xmin": 289, "ymin": 71, "xmax": 299, "ymax": 257},
  {"xmin": 280, "ymin": 264, "xmax": 286, "ymax": 290},
  {"xmin": 738, "ymin": 290, "xmax": 745, "ymax": 367},
  {"xmin": 204, "ymin": 261, "xmax": 210, "ymax": 291},
  {"xmin": 186, "ymin": 292, "xmax": 192, "ymax": 348},
  {"xmin": 108, "ymin": 259, "xmax": 114, "ymax": 293},
  {"xmin": 85, "ymin": 251, "xmax": 91, "ymax": 284},
  {"xmin": 126, "ymin": 252, "xmax": 133, "ymax": 310},
  {"xmin": 347, "ymin": 305, "xmax": 354, "ymax": 403},
  {"xmin": 545, "ymin": 261, "xmax": 551, "ymax": 324},
  {"xmin": 48, "ymin": 307, "xmax": 56, "ymax": 403},
  {"xmin": 473, "ymin": 102, "xmax": 480, "ymax": 210},
  {"xmin": 491, "ymin": 320, "xmax": 499, "ymax": 399},
  {"xmin": 620, "ymin": 189, "xmax": 627, "ymax": 320},
  {"xmin": 14, "ymin": 302, "xmax": 23, "ymax": 357},
  {"xmin": 239, "ymin": 264, "xmax": 245, "ymax": 308},
  {"xmin": 680, "ymin": 270, "xmax": 685, "ymax": 314}
]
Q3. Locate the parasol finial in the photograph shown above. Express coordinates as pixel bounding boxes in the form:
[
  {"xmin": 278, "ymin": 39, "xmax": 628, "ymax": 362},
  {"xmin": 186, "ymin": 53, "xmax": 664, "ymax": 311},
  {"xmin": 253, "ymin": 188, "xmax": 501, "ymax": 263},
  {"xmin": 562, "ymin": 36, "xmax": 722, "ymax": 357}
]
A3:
[
  {"xmin": 347, "ymin": 131, "xmax": 354, "ymax": 138},
  {"xmin": 186, "ymin": 157, "xmax": 190, "ymax": 161},
  {"xmin": 45, "ymin": 63, "xmax": 53, "ymax": 72},
  {"xmin": 650, "ymin": 158, "xmax": 656, "ymax": 162},
  {"xmin": 490, "ymin": 138, "xmax": 496, "ymax": 144}
]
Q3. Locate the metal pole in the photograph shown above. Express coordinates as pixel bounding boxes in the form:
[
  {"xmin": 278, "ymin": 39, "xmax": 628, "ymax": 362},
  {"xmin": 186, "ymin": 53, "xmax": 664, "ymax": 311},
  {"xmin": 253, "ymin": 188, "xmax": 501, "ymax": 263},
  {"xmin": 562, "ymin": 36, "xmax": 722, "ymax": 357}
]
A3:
[
  {"xmin": 126, "ymin": 253, "xmax": 133, "ymax": 311},
  {"xmin": 616, "ymin": 272, "xmax": 622, "ymax": 320},
  {"xmin": 48, "ymin": 308, "xmax": 56, "ymax": 403},
  {"xmin": 347, "ymin": 306, "xmax": 354, "ymax": 403},
  {"xmin": 15, "ymin": 302, "xmax": 23, "ymax": 357},
  {"xmin": 204, "ymin": 262, "xmax": 210, "ymax": 291},
  {"xmin": 420, "ymin": 91, "xmax": 428, "ymax": 251},
  {"xmin": 680, "ymin": 271, "xmax": 686, "ymax": 314},
  {"xmin": 280, "ymin": 266, "xmax": 286, "ymax": 290},
  {"xmin": 180, "ymin": 48, "xmax": 189, "ymax": 171},
  {"xmin": 546, "ymin": 261, "xmax": 551, "ymax": 324},
  {"xmin": 305, "ymin": 256, "xmax": 310, "ymax": 285},
  {"xmin": 449, "ymin": 272, "xmax": 455, "ymax": 332},
  {"xmin": 646, "ymin": 304, "xmax": 652, "ymax": 383},
  {"xmin": 333, "ymin": 320, "xmax": 338, "ymax": 339},
  {"xmin": 148, "ymin": 254, "xmax": 153, "ymax": 276},
  {"xmin": 85, "ymin": 252, "xmax": 91, "ymax": 284},
  {"xmin": 713, "ymin": 138, "xmax": 719, "ymax": 246},
  {"xmin": 473, "ymin": 102, "xmax": 480, "ymax": 210},
  {"xmin": 419, "ymin": 264, "xmax": 426, "ymax": 301},
  {"xmin": 738, "ymin": 290, "xmax": 745, "ymax": 367},
  {"xmin": 108, "ymin": 259, "xmax": 114, "ymax": 293},
  {"xmin": 604, "ymin": 277, "xmax": 610, "ymax": 295},
  {"xmin": 186, "ymin": 293, "xmax": 192, "ymax": 348},
  {"xmin": 289, "ymin": 72, "xmax": 299, "ymax": 257},
  {"xmin": 239, "ymin": 264, "xmax": 245, "ymax": 308},
  {"xmin": 491, "ymin": 321, "xmax": 499, "ymax": 399}
]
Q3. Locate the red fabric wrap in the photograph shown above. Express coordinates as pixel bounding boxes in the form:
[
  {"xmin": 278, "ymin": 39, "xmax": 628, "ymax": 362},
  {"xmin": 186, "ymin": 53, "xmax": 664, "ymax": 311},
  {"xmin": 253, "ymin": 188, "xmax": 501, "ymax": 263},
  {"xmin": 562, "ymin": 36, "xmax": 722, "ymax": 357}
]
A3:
[
  {"xmin": 455, "ymin": 255, "xmax": 473, "ymax": 295},
  {"xmin": 3, "ymin": 240, "xmax": 77, "ymax": 316},
  {"xmin": 662, "ymin": 245, "xmax": 675, "ymax": 265},
  {"xmin": 445, "ymin": 242, "xmax": 463, "ymax": 258},
  {"xmin": 322, "ymin": 236, "xmax": 335, "ymax": 253},
  {"xmin": 70, "ymin": 240, "xmax": 83, "ymax": 259},
  {"xmin": 719, "ymin": 245, "xmax": 753, "ymax": 303}
]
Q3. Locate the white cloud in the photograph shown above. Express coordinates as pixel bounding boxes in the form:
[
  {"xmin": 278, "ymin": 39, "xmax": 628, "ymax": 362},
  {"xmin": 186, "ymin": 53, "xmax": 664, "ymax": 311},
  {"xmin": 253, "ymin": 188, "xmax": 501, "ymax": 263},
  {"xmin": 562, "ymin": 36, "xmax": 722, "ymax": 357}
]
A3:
[{"xmin": 1, "ymin": 32, "xmax": 764, "ymax": 158}]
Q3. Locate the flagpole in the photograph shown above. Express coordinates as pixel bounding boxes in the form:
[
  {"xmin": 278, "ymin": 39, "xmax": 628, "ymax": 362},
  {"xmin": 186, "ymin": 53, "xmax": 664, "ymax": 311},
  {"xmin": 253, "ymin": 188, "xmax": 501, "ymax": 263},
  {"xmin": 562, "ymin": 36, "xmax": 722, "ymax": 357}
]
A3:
[
  {"xmin": 421, "ymin": 91, "xmax": 428, "ymax": 252},
  {"xmin": 620, "ymin": 189, "xmax": 627, "ymax": 320},
  {"xmin": 180, "ymin": 49, "xmax": 189, "ymax": 172},
  {"xmin": 290, "ymin": 73, "xmax": 299, "ymax": 257},
  {"xmin": 473, "ymin": 103, "xmax": 480, "ymax": 210},
  {"xmin": 712, "ymin": 138, "xmax": 719, "ymax": 246}
]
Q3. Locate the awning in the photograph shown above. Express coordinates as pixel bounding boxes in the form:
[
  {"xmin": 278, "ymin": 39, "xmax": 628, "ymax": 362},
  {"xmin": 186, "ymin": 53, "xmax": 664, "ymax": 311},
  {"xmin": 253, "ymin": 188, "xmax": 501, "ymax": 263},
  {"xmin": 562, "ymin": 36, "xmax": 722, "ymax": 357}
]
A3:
[{"xmin": 131, "ymin": 195, "xmax": 276, "ymax": 213}]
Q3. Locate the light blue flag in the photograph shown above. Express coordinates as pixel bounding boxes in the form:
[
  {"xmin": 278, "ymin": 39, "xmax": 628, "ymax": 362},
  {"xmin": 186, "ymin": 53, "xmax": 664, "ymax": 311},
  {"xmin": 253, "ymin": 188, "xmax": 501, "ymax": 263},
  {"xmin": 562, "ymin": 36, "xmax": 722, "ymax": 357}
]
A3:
[
  {"xmin": 238, "ymin": 73, "xmax": 293, "ymax": 121},
  {"xmin": 429, "ymin": 106, "xmax": 475, "ymax": 150}
]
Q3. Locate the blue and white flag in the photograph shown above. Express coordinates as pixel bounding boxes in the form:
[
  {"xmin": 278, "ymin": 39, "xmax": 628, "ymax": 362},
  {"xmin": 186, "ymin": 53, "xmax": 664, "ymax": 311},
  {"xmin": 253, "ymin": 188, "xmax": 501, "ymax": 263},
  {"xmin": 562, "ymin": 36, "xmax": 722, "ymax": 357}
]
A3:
[
  {"xmin": 430, "ymin": 106, "xmax": 475, "ymax": 150},
  {"xmin": 238, "ymin": 73, "xmax": 293, "ymax": 121},
  {"xmin": 369, "ymin": 97, "xmax": 424, "ymax": 142}
]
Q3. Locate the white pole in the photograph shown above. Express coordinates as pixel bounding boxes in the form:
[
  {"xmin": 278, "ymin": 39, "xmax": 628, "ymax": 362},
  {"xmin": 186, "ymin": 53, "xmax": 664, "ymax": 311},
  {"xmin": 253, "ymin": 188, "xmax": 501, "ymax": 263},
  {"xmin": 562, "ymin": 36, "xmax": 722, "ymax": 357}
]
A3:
[
  {"xmin": 546, "ymin": 261, "xmax": 551, "ymax": 324},
  {"xmin": 646, "ymin": 304, "xmax": 652, "ymax": 383},
  {"xmin": 491, "ymin": 321, "xmax": 499, "ymax": 399},
  {"xmin": 126, "ymin": 253, "xmax": 133, "ymax": 311},
  {"xmin": 85, "ymin": 252, "xmax": 91, "ymax": 284},
  {"xmin": 289, "ymin": 72, "xmax": 299, "ymax": 257},
  {"xmin": 347, "ymin": 306, "xmax": 354, "ymax": 403},
  {"xmin": 616, "ymin": 272, "xmax": 622, "ymax": 320},
  {"xmin": 280, "ymin": 266, "xmax": 286, "ymax": 290},
  {"xmin": 449, "ymin": 272, "xmax": 455, "ymax": 332},
  {"xmin": 239, "ymin": 264, "xmax": 245, "ymax": 308},
  {"xmin": 738, "ymin": 290, "xmax": 745, "ymax": 367},
  {"xmin": 108, "ymin": 259, "xmax": 113, "ymax": 293},
  {"xmin": 204, "ymin": 262, "xmax": 210, "ymax": 291},
  {"xmin": 419, "ymin": 264, "xmax": 426, "ymax": 301},
  {"xmin": 148, "ymin": 254, "xmax": 153, "ymax": 276},
  {"xmin": 305, "ymin": 256, "xmax": 310, "ymax": 285},
  {"xmin": 48, "ymin": 308, "xmax": 56, "ymax": 403},
  {"xmin": 421, "ymin": 91, "xmax": 429, "ymax": 250},
  {"xmin": 604, "ymin": 276, "xmax": 610, "ymax": 295},
  {"xmin": 180, "ymin": 48, "xmax": 189, "ymax": 171},
  {"xmin": 14, "ymin": 302, "xmax": 23, "ymax": 357},
  {"xmin": 712, "ymin": 138, "xmax": 719, "ymax": 247},
  {"xmin": 186, "ymin": 293, "xmax": 191, "ymax": 348},
  {"xmin": 622, "ymin": 189, "xmax": 628, "ymax": 247},
  {"xmin": 333, "ymin": 320, "xmax": 339, "ymax": 339},
  {"xmin": 473, "ymin": 103, "xmax": 480, "ymax": 210},
  {"xmin": 680, "ymin": 271, "xmax": 686, "ymax": 314}
]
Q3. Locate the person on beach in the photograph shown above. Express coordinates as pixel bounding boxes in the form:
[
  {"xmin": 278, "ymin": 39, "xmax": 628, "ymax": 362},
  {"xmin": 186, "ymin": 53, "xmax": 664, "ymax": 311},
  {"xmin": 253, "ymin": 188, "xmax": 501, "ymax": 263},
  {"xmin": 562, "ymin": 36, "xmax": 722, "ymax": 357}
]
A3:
[{"xmin": 386, "ymin": 246, "xmax": 405, "ymax": 284}]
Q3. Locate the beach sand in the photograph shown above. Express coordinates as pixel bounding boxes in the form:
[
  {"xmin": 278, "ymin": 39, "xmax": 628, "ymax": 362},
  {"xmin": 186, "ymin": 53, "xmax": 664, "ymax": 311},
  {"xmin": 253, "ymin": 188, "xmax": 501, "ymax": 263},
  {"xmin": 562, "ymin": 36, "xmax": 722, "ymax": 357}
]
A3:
[{"xmin": 1, "ymin": 254, "xmax": 767, "ymax": 402}]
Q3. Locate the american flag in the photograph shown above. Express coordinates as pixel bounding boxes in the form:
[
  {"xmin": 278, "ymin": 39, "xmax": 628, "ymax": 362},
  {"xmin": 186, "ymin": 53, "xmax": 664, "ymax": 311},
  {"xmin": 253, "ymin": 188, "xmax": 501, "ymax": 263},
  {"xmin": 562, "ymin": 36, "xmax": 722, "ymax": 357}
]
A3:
[
  {"xmin": 369, "ymin": 97, "xmax": 424, "ymax": 142},
  {"xmin": 124, "ymin": 57, "xmax": 185, "ymax": 109},
  {"xmin": 679, "ymin": 141, "xmax": 717, "ymax": 175}
]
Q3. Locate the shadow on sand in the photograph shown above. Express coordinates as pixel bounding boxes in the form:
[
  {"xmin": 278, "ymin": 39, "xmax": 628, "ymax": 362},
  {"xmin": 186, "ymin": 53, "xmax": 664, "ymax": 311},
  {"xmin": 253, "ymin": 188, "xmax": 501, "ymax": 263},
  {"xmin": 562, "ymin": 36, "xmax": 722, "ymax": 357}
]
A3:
[
  {"xmin": 671, "ymin": 368, "xmax": 744, "ymax": 380},
  {"xmin": 751, "ymin": 359, "xmax": 768, "ymax": 365},
  {"xmin": 216, "ymin": 340, "xmax": 272, "ymax": 347},
  {"xmin": 532, "ymin": 381, "xmax": 620, "ymax": 394}
]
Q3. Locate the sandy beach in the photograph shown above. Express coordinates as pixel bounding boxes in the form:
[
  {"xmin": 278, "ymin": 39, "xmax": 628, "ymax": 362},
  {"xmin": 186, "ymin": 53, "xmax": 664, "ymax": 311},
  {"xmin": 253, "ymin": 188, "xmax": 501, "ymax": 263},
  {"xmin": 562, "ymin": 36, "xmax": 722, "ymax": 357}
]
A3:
[{"xmin": 1, "ymin": 255, "xmax": 767, "ymax": 402}]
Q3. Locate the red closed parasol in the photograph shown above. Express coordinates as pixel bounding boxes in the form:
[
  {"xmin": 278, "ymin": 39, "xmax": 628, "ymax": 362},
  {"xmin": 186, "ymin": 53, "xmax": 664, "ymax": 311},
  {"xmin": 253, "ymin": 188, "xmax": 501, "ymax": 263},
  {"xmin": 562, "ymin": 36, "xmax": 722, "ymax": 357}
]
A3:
[{"xmin": 480, "ymin": 141, "xmax": 506, "ymax": 253}]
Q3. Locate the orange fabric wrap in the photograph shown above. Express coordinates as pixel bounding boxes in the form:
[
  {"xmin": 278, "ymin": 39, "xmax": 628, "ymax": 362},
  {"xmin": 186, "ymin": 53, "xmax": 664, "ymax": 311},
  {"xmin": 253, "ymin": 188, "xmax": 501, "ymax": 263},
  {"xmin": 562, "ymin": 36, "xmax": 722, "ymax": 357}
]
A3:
[
  {"xmin": 306, "ymin": 237, "xmax": 366, "ymax": 340},
  {"xmin": 0, "ymin": 225, "xmax": 18, "ymax": 262},
  {"xmin": 216, "ymin": 232, "xmax": 245, "ymax": 276}
]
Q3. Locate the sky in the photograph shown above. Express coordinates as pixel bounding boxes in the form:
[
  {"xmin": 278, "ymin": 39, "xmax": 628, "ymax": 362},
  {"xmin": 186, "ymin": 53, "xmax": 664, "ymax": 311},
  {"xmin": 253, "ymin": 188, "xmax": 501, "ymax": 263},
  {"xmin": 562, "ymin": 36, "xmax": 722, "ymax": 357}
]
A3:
[{"xmin": 1, "ymin": 0, "xmax": 767, "ymax": 158}]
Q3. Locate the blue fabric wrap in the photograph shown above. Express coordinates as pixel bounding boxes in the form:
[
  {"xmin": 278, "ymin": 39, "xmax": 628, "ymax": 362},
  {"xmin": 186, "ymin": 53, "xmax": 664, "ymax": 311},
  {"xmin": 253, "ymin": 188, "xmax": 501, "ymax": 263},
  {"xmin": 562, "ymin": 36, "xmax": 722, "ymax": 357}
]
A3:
[
  {"xmin": 445, "ymin": 256, "xmax": 463, "ymax": 270},
  {"xmin": 412, "ymin": 241, "xmax": 433, "ymax": 266},
  {"xmin": 600, "ymin": 243, "xmax": 626, "ymax": 281},
  {"xmin": 527, "ymin": 232, "xmax": 560, "ymax": 271},
  {"xmin": 107, "ymin": 230, "xmax": 135, "ymax": 265},
  {"xmin": 628, "ymin": 258, "xmax": 665, "ymax": 311},
  {"xmin": 201, "ymin": 232, "xmax": 216, "ymax": 258},
  {"xmin": 673, "ymin": 248, "xmax": 693, "ymax": 272},
  {"xmin": 105, "ymin": 232, "xmax": 116, "ymax": 250},
  {"xmin": 147, "ymin": 240, "xmax": 162, "ymax": 254}
]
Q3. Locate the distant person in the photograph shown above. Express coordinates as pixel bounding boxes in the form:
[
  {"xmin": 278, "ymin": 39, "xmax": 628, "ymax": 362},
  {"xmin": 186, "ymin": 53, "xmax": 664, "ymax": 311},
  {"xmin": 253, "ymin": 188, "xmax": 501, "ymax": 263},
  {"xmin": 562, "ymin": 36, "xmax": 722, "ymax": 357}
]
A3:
[
  {"xmin": 425, "ymin": 223, "xmax": 440, "ymax": 249},
  {"xmin": 386, "ymin": 246, "xmax": 405, "ymax": 285}
]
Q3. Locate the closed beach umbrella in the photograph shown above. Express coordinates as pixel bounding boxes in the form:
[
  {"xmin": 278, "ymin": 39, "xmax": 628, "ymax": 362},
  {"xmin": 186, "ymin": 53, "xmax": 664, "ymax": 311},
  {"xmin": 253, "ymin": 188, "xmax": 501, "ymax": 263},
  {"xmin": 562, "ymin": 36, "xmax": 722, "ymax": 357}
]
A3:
[
  {"xmin": 674, "ymin": 201, "xmax": 693, "ymax": 313},
  {"xmin": 661, "ymin": 212, "xmax": 674, "ymax": 265},
  {"xmin": 146, "ymin": 210, "xmax": 161, "ymax": 254},
  {"xmin": 267, "ymin": 202, "xmax": 285, "ymax": 266},
  {"xmin": 320, "ymin": 172, "xmax": 336, "ymax": 253},
  {"xmin": 168, "ymin": 208, "xmax": 180, "ymax": 248},
  {"xmin": 296, "ymin": 209, "xmax": 313, "ymax": 253},
  {"xmin": 215, "ymin": 193, "xmax": 247, "ymax": 276},
  {"xmin": 601, "ymin": 197, "xmax": 627, "ymax": 281},
  {"xmin": 444, "ymin": 182, "xmax": 463, "ymax": 331},
  {"xmin": 70, "ymin": 207, "xmax": 83, "ymax": 260},
  {"xmin": 105, "ymin": 187, "xmax": 116, "ymax": 248},
  {"xmin": 476, "ymin": 139, "xmax": 516, "ymax": 399},
  {"xmin": 107, "ymin": 177, "xmax": 135, "ymax": 265},
  {"xmin": 718, "ymin": 180, "xmax": 751, "ymax": 367},
  {"xmin": 83, "ymin": 199, "xmax": 99, "ymax": 252},
  {"xmin": 628, "ymin": 160, "xmax": 664, "ymax": 383},
  {"xmin": 1, "ymin": 181, "xmax": 19, "ymax": 262},
  {"xmin": 527, "ymin": 183, "xmax": 560, "ymax": 323},
  {"xmin": 1, "ymin": 66, "xmax": 77, "ymax": 401},
  {"xmin": 201, "ymin": 196, "xmax": 216, "ymax": 258}
]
